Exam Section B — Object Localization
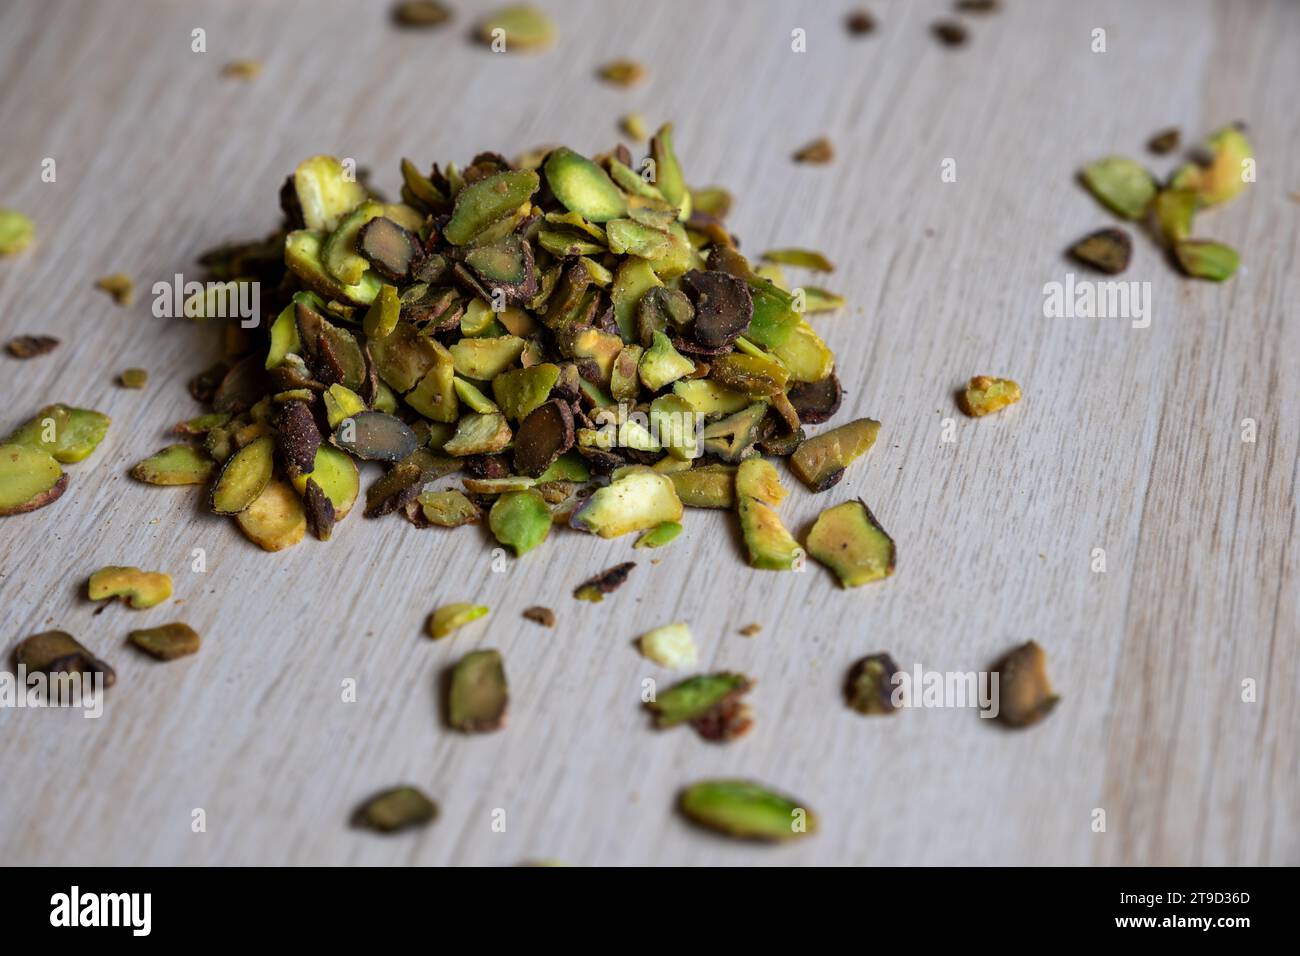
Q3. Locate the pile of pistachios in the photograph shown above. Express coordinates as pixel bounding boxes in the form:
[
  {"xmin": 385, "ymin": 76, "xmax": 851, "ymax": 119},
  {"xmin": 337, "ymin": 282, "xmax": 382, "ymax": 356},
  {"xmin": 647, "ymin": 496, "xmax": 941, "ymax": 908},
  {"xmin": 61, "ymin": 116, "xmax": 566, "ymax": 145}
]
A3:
[{"xmin": 126, "ymin": 124, "xmax": 892, "ymax": 583}]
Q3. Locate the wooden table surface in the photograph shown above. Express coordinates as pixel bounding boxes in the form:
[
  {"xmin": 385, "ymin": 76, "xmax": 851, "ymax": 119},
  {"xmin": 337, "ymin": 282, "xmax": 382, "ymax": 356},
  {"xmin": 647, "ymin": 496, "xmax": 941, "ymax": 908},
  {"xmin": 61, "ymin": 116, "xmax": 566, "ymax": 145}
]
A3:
[{"xmin": 1, "ymin": 0, "xmax": 1296, "ymax": 866}]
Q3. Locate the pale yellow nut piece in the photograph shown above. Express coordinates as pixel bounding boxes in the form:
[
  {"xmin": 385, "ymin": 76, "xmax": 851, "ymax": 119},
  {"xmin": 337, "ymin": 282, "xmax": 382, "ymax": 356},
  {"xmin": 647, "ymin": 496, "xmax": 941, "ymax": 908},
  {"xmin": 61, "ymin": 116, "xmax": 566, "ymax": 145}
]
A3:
[
  {"xmin": 960, "ymin": 376, "xmax": 1021, "ymax": 417},
  {"xmin": 638, "ymin": 623, "xmax": 697, "ymax": 670},
  {"xmin": 235, "ymin": 479, "xmax": 306, "ymax": 552},
  {"xmin": 427, "ymin": 603, "xmax": 490, "ymax": 640},
  {"xmin": 87, "ymin": 566, "xmax": 173, "ymax": 609}
]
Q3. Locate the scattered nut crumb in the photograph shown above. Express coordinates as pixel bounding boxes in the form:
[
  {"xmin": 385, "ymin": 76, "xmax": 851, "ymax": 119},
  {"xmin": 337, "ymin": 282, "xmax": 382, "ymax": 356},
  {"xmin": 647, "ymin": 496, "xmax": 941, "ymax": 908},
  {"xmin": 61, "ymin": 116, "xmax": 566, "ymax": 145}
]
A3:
[
  {"xmin": 523, "ymin": 606, "xmax": 555, "ymax": 627},
  {"xmin": 95, "ymin": 273, "xmax": 134, "ymax": 306},
  {"xmin": 793, "ymin": 137, "xmax": 834, "ymax": 165},
  {"xmin": 738, "ymin": 623, "xmax": 762, "ymax": 637},
  {"xmin": 6, "ymin": 335, "xmax": 59, "ymax": 359},
  {"xmin": 221, "ymin": 59, "xmax": 262, "ymax": 80}
]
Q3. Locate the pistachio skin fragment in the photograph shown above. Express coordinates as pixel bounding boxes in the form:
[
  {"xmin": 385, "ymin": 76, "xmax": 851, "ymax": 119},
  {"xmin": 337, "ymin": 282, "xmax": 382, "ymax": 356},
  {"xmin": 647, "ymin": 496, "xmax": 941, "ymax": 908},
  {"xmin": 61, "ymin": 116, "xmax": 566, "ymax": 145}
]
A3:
[
  {"xmin": 87, "ymin": 566, "xmax": 173, "ymax": 609},
  {"xmin": 959, "ymin": 376, "xmax": 1021, "ymax": 417},
  {"xmin": 735, "ymin": 459, "xmax": 801, "ymax": 570},
  {"xmin": 6, "ymin": 335, "xmax": 59, "ymax": 359},
  {"xmin": 209, "ymin": 434, "xmax": 275, "ymax": 514},
  {"xmin": 679, "ymin": 780, "xmax": 816, "ymax": 842},
  {"xmin": 846, "ymin": 653, "xmax": 901, "ymax": 715},
  {"xmin": 638, "ymin": 623, "xmax": 697, "ymax": 670},
  {"xmin": 428, "ymin": 603, "xmax": 490, "ymax": 640},
  {"xmin": 994, "ymin": 641, "xmax": 1059, "ymax": 728},
  {"xmin": 1080, "ymin": 156, "xmax": 1156, "ymax": 220},
  {"xmin": 573, "ymin": 561, "xmax": 635, "ymax": 602},
  {"xmin": 1069, "ymin": 228, "xmax": 1131, "ymax": 275},
  {"xmin": 130, "ymin": 444, "xmax": 214, "ymax": 485},
  {"xmin": 806, "ymin": 500, "xmax": 895, "ymax": 588},
  {"xmin": 447, "ymin": 649, "xmax": 509, "ymax": 733},
  {"xmin": 354, "ymin": 786, "xmax": 438, "ymax": 833},
  {"xmin": 0, "ymin": 208, "xmax": 36, "ymax": 255},
  {"xmin": 488, "ymin": 489, "xmax": 552, "ymax": 556},
  {"xmin": 788, "ymin": 418, "xmax": 880, "ymax": 493},
  {"xmin": 235, "ymin": 479, "xmax": 307, "ymax": 552},
  {"xmin": 14, "ymin": 630, "xmax": 116, "ymax": 687},
  {"xmin": 0, "ymin": 444, "xmax": 68, "ymax": 516},
  {"xmin": 128, "ymin": 623, "xmax": 201, "ymax": 661}
]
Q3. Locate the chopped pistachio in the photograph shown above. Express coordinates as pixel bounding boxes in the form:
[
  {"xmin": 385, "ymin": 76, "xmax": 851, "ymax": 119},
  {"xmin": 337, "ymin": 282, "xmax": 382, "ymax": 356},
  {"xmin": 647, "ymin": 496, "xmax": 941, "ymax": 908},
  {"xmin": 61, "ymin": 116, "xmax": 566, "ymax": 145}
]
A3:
[
  {"xmin": 1080, "ymin": 156, "xmax": 1156, "ymax": 219},
  {"xmin": 94, "ymin": 273, "xmax": 135, "ymax": 307},
  {"xmin": 638, "ymin": 623, "xmax": 697, "ymax": 670},
  {"xmin": 0, "ymin": 444, "xmax": 67, "ymax": 516},
  {"xmin": 443, "ymin": 412, "xmax": 512, "ymax": 456},
  {"xmin": 960, "ymin": 376, "xmax": 1021, "ymax": 417},
  {"xmin": 801, "ymin": 286, "xmax": 846, "ymax": 313},
  {"xmin": 14, "ymin": 630, "xmax": 115, "ymax": 687},
  {"xmin": 331, "ymin": 412, "xmax": 419, "ymax": 461},
  {"xmin": 647, "ymin": 672, "xmax": 754, "ymax": 741},
  {"xmin": 735, "ymin": 458, "xmax": 801, "ymax": 570},
  {"xmin": 355, "ymin": 786, "xmax": 438, "ymax": 832},
  {"xmin": 638, "ymin": 331, "xmax": 695, "ymax": 391},
  {"xmin": 599, "ymin": 59, "xmax": 646, "ymax": 86},
  {"xmin": 131, "ymin": 444, "xmax": 214, "ymax": 485},
  {"xmin": 574, "ymin": 561, "xmax": 635, "ymax": 602},
  {"xmin": 221, "ymin": 58, "xmax": 261, "ymax": 79},
  {"xmin": 679, "ymin": 780, "xmax": 815, "ymax": 841},
  {"xmin": 235, "ymin": 479, "xmax": 306, "ymax": 551},
  {"xmin": 6, "ymin": 335, "xmax": 58, "ymax": 359},
  {"xmin": 210, "ymin": 434, "xmax": 274, "ymax": 513},
  {"xmin": 418, "ymin": 489, "xmax": 481, "ymax": 527},
  {"xmin": 428, "ymin": 602, "xmax": 490, "ymax": 640},
  {"xmin": 634, "ymin": 520, "xmax": 682, "ymax": 550},
  {"xmin": 291, "ymin": 445, "xmax": 360, "ymax": 520},
  {"xmin": 807, "ymin": 500, "xmax": 895, "ymax": 587},
  {"xmin": 571, "ymin": 470, "xmax": 683, "ymax": 538},
  {"xmin": 789, "ymin": 417, "xmax": 880, "ymax": 492},
  {"xmin": 1170, "ymin": 125, "xmax": 1253, "ymax": 207},
  {"xmin": 846, "ymin": 653, "xmax": 900, "ymax": 714},
  {"xmin": 447, "ymin": 649, "xmax": 508, "ymax": 732},
  {"xmin": 738, "ymin": 623, "xmax": 762, "ymax": 637},
  {"xmin": 792, "ymin": 137, "xmax": 834, "ymax": 165},
  {"xmin": 1070, "ymin": 227, "xmax": 1132, "ymax": 274},
  {"xmin": 129, "ymin": 623, "xmax": 201, "ymax": 660},
  {"xmin": 522, "ymin": 606, "xmax": 556, "ymax": 627},
  {"xmin": 1151, "ymin": 188, "xmax": 1197, "ymax": 245},
  {"xmin": 391, "ymin": 1, "xmax": 452, "ymax": 29},
  {"xmin": 762, "ymin": 248, "xmax": 834, "ymax": 272},
  {"xmin": 6, "ymin": 403, "xmax": 110, "ymax": 463},
  {"xmin": 0, "ymin": 209, "xmax": 35, "ymax": 255},
  {"xmin": 620, "ymin": 112, "xmax": 648, "ymax": 142},
  {"xmin": 87, "ymin": 566, "xmax": 172, "ymax": 609},
  {"xmin": 1174, "ymin": 239, "xmax": 1239, "ymax": 281},
  {"xmin": 994, "ymin": 641, "xmax": 1059, "ymax": 728},
  {"xmin": 115, "ymin": 367, "xmax": 148, "ymax": 389},
  {"xmin": 669, "ymin": 463, "xmax": 735, "ymax": 509},
  {"xmin": 1147, "ymin": 127, "xmax": 1180, "ymax": 155},
  {"xmin": 443, "ymin": 169, "xmax": 539, "ymax": 245},
  {"xmin": 650, "ymin": 124, "xmax": 689, "ymax": 218},
  {"xmin": 476, "ymin": 5, "xmax": 554, "ymax": 50},
  {"xmin": 489, "ymin": 488, "xmax": 551, "ymax": 556}
]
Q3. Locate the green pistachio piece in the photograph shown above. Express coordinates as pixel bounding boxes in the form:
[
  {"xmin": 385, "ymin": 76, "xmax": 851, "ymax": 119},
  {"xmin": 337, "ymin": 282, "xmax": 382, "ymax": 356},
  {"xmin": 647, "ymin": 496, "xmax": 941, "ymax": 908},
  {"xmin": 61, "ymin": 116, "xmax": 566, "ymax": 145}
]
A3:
[
  {"xmin": 1070, "ymin": 227, "xmax": 1132, "ymax": 274},
  {"xmin": 128, "ymin": 623, "xmax": 201, "ymax": 660},
  {"xmin": 88, "ymin": 566, "xmax": 173, "ymax": 609},
  {"xmin": 806, "ymin": 499, "xmax": 896, "ymax": 587},
  {"xmin": 536, "ymin": 451, "xmax": 590, "ymax": 483},
  {"xmin": 265, "ymin": 303, "xmax": 301, "ymax": 369},
  {"xmin": 691, "ymin": 187, "xmax": 732, "ymax": 218},
  {"xmin": 404, "ymin": 341, "xmax": 458, "ymax": 422},
  {"xmin": 669, "ymin": 463, "xmax": 735, "ymax": 509},
  {"xmin": 650, "ymin": 124, "xmax": 690, "ymax": 219},
  {"xmin": 236, "ymin": 479, "xmax": 306, "ymax": 552},
  {"xmin": 418, "ymin": 489, "xmax": 482, "ymax": 527},
  {"xmin": 1170, "ymin": 125, "xmax": 1253, "ymax": 207},
  {"xmin": 611, "ymin": 257, "xmax": 663, "ymax": 341},
  {"xmin": 131, "ymin": 444, "xmax": 214, "ymax": 485},
  {"xmin": 447, "ymin": 648, "xmax": 509, "ymax": 733},
  {"xmin": 647, "ymin": 672, "xmax": 752, "ymax": 727},
  {"xmin": 291, "ymin": 445, "xmax": 359, "ymax": 520},
  {"xmin": 172, "ymin": 413, "xmax": 230, "ymax": 437},
  {"xmin": 443, "ymin": 412, "xmax": 512, "ymax": 456},
  {"xmin": 488, "ymin": 488, "xmax": 551, "ymax": 556},
  {"xmin": 544, "ymin": 147, "xmax": 628, "ymax": 223},
  {"xmin": 769, "ymin": 318, "xmax": 833, "ymax": 383},
  {"xmin": 735, "ymin": 458, "xmax": 801, "ymax": 570},
  {"xmin": 428, "ymin": 603, "xmax": 490, "ymax": 640},
  {"xmin": 449, "ymin": 335, "xmax": 526, "ymax": 380},
  {"xmin": 362, "ymin": 283, "xmax": 401, "ymax": 340},
  {"xmin": 464, "ymin": 234, "xmax": 537, "ymax": 300},
  {"xmin": 638, "ymin": 331, "xmax": 695, "ymax": 391},
  {"xmin": 672, "ymin": 379, "xmax": 749, "ymax": 416},
  {"xmin": 637, "ymin": 622, "xmax": 696, "ymax": 668},
  {"xmin": 0, "ymin": 444, "xmax": 67, "ymax": 516},
  {"xmin": 369, "ymin": 321, "xmax": 440, "ymax": 393},
  {"xmin": 285, "ymin": 230, "xmax": 382, "ymax": 305},
  {"xmin": 210, "ymin": 435, "xmax": 274, "ymax": 513},
  {"xmin": 650, "ymin": 394, "xmax": 700, "ymax": 460},
  {"xmin": 762, "ymin": 248, "xmax": 834, "ymax": 272},
  {"xmin": 634, "ymin": 521, "xmax": 682, "ymax": 549},
  {"xmin": 1174, "ymin": 239, "xmax": 1239, "ymax": 281},
  {"xmin": 452, "ymin": 376, "xmax": 500, "ymax": 414},
  {"xmin": 355, "ymin": 786, "xmax": 438, "ymax": 833},
  {"xmin": 801, "ymin": 286, "xmax": 846, "ymax": 313},
  {"xmin": 400, "ymin": 157, "xmax": 448, "ymax": 210},
  {"xmin": 606, "ymin": 218, "xmax": 672, "ymax": 259},
  {"xmin": 293, "ymin": 155, "xmax": 368, "ymax": 233},
  {"xmin": 571, "ymin": 470, "xmax": 683, "ymax": 538},
  {"xmin": 442, "ymin": 169, "xmax": 539, "ymax": 246},
  {"xmin": 323, "ymin": 200, "xmax": 384, "ymax": 286},
  {"xmin": 1080, "ymin": 156, "xmax": 1156, "ymax": 219},
  {"xmin": 493, "ymin": 363, "xmax": 561, "ymax": 422},
  {"xmin": 678, "ymin": 780, "xmax": 816, "ymax": 841},
  {"xmin": 0, "ymin": 208, "xmax": 35, "ymax": 255},
  {"xmin": 789, "ymin": 418, "xmax": 880, "ymax": 492},
  {"xmin": 6, "ymin": 404, "xmax": 110, "ymax": 463},
  {"xmin": 710, "ymin": 353, "xmax": 789, "ymax": 398},
  {"xmin": 323, "ymin": 384, "xmax": 368, "ymax": 429},
  {"xmin": 1151, "ymin": 188, "xmax": 1197, "ymax": 245},
  {"xmin": 743, "ymin": 277, "xmax": 802, "ymax": 349},
  {"xmin": 610, "ymin": 345, "xmax": 644, "ymax": 401},
  {"xmin": 476, "ymin": 4, "xmax": 554, "ymax": 49}
]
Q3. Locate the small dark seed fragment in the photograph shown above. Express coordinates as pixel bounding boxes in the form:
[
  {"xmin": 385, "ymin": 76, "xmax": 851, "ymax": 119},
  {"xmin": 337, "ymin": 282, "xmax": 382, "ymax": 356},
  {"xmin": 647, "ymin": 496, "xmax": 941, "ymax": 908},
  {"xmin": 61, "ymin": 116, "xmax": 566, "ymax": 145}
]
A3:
[
  {"xmin": 213, "ymin": 355, "xmax": 270, "ymax": 413},
  {"xmin": 128, "ymin": 623, "xmax": 201, "ymax": 661},
  {"xmin": 932, "ymin": 20, "xmax": 968, "ymax": 46},
  {"xmin": 845, "ymin": 9, "xmax": 876, "ymax": 34},
  {"xmin": 6, "ymin": 335, "xmax": 59, "ymax": 359},
  {"xmin": 523, "ymin": 606, "xmax": 556, "ymax": 627},
  {"xmin": 304, "ymin": 478, "xmax": 336, "ymax": 541},
  {"xmin": 14, "ymin": 630, "xmax": 116, "ymax": 687},
  {"xmin": 513, "ymin": 399, "xmax": 574, "ymax": 477},
  {"xmin": 391, "ymin": 1, "xmax": 452, "ymax": 29},
  {"xmin": 955, "ymin": 0, "xmax": 1000, "ymax": 12},
  {"xmin": 1070, "ymin": 227, "xmax": 1132, "ymax": 275},
  {"xmin": 787, "ymin": 372, "xmax": 843, "ymax": 425},
  {"xmin": 1147, "ymin": 127, "xmax": 1181, "ymax": 155},
  {"xmin": 793, "ymin": 137, "xmax": 834, "ymax": 165},
  {"xmin": 354, "ymin": 786, "xmax": 438, "ymax": 832},
  {"xmin": 358, "ymin": 216, "xmax": 417, "ymax": 282},
  {"xmin": 994, "ymin": 640, "xmax": 1059, "ymax": 728},
  {"xmin": 573, "ymin": 561, "xmax": 636, "ymax": 602},
  {"xmin": 845, "ymin": 653, "xmax": 900, "ymax": 715},
  {"xmin": 683, "ymin": 270, "xmax": 753, "ymax": 350},
  {"xmin": 275, "ymin": 400, "xmax": 321, "ymax": 477},
  {"xmin": 331, "ymin": 411, "xmax": 418, "ymax": 462}
]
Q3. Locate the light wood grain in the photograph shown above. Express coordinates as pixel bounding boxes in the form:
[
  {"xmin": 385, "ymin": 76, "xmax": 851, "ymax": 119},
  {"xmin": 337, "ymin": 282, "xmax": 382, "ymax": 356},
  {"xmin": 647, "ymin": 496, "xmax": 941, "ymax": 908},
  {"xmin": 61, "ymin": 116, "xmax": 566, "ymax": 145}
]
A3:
[{"xmin": 0, "ymin": 0, "xmax": 1296, "ymax": 866}]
